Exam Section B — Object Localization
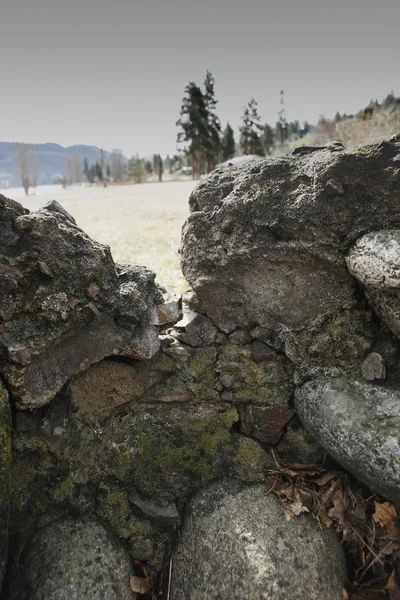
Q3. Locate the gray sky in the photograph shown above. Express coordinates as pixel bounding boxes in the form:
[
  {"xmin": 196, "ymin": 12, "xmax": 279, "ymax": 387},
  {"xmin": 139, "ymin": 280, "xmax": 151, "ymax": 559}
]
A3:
[{"xmin": 1, "ymin": 0, "xmax": 399, "ymax": 157}]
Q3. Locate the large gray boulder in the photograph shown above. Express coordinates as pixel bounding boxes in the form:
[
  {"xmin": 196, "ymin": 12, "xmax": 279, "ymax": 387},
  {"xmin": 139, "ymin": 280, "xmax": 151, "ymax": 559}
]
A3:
[
  {"xmin": 0, "ymin": 195, "xmax": 166, "ymax": 409},
  {"xmin": 295, "ymin": 378, "xmax": 400, "ymax": 504},
  {"xmin": 171, "ymin": 480, "xmax": 346, "ymax": 600},
  {"xmin": 347, "ymin": 229, "xmax": 400, "ymax": 339},
  {"xmin": 181, "ymin": 141, "xmax": 400, "ymax": 334},
  {"xmin": 6, "ymin": 520, "xmax": 135, "ymax": 600}
]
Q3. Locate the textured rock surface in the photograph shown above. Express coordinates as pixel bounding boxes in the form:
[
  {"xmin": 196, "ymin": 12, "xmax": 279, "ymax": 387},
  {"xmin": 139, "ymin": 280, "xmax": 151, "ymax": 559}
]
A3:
[
  {"xmin": 347, "ymin": 230, "xmax": 400, "ymax": 339},
  {"xmin": 171, "ymin": 480, "xmax": 346, "ymax": 600},
  {"xmin": 6, "ymin": 520, "xmax": 135, "ymax": 600},
  {"xmin": 295, "ymin": 378, "xmax": 400, "ymax": 503},
  {"xmin": 0, "ymin": 196, "xmax": 166, "ymax": 408},
  {"xmin": 0, "ymin": 379, "xmax": 11, "ymax": 592},
  {"xmin": 181, "ymin": 141, "xmax": 400, "ymax": 334}
]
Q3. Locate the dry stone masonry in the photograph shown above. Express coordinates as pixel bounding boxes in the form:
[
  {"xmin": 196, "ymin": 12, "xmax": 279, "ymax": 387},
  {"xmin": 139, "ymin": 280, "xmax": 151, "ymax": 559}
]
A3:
[{"xmin": 0, "ymin": 135, "xmax": 400, "ymax": 598}]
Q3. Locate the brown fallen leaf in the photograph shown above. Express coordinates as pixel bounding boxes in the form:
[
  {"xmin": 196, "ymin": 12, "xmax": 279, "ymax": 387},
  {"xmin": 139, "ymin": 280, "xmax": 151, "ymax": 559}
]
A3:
[
  {"xmin": 130, "ymin": 559, "xmax": 152, "ymax": 595},
  {"xmin": 313, "ymin": 471, "xmax": 337, "ymax": 487},
  {"xmin": 283, "ymin": 501, "xmax": 310, "ymax": 520},
  {"xmin": 343, "ymin": 587, "xmax": 350, "ymax": 600},
  {"xmin": 319, "ymin": 506, "xmax": 333, "ymax": 528},
  {"xmin": 386, "ymin": 570, "xmax": 400, "ymax": 591},
  {"xmin": 373, "ymin": 502, "xmax": 397, "ymax": 527},
  {"xmin": 373, "ymin": 502, "xmax": 400, "ymax": 536},
  {"xmin": 279, "ymin": 463, "xmax": 326, "ymax": 478},
  {"xmin": 328, "ymin": 487, "xmax": 349, "ymax": 527},
  {"xmin": 130, "ymin": 575, "xmax": 152, "ymax": 594}
]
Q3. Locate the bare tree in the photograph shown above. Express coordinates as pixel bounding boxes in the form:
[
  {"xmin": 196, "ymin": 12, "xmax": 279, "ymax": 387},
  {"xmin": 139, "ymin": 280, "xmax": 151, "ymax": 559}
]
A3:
[
  {"xmin": 18, "ymin": 144, "xmax": 39, "ymax": 195},
  {"xmin": 110, "ymin": 149, "xmax": 124, "ymax": 182},
  {"xmin": 66, "ymin": 154, "xmax": 82, "ymax": 185}
]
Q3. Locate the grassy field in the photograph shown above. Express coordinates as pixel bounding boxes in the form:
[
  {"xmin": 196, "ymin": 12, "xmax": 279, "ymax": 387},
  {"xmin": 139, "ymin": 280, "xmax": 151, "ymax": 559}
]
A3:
[{"xmin": 18, "ymin": 181, "xmax": 198, "ymax": 293}]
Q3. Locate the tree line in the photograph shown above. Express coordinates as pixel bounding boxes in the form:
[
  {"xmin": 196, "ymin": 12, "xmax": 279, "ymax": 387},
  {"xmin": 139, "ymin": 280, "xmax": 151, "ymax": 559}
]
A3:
[{"xmin": 176, "ymin": 72, "xmax": 312, "ymax": 178}]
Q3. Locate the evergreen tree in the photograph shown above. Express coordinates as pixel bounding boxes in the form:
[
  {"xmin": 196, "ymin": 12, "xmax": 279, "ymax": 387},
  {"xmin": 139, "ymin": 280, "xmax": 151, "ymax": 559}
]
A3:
[
  {"xmin": 239, "ymin": 99, "xmax": 265, "ymax": 156},
  {"xmin": 83, "ymin": 157, "xmax": 90, "ymax": 181},
  {"xmin": 276, "ymin": 90, "xmax": 288, "ymax": 145},
  {"xmin": 128, "ymin": 155, "xmax": 146, "ymax": 183},
  {"xmin": 176, "ymin": 81, "xmax": 208, "ymax": 178},
  {"xmin": 221, "ymin": 123, "xmax": 235, "ymax": 161},
  {"xmin": 203, "ymin": 71, "xmax": 222, "ymax": 170},
  {"xmin": 95, "ymin": 161, "xmax": 102, "ymax": 181},
  {"xmin": 176, "ymin": 71, "xmax": 221, "ymax": 177},
  {"xmin": 262, "ymin": 124, "xmax": 275, "ymax": 155}
]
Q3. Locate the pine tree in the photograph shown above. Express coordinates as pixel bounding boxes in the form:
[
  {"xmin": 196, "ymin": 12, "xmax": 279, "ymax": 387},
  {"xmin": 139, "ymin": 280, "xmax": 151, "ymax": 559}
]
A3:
[
  {"xmin": 221, "ymin": 123, "xmax": 235, "ymax": 161},
  {"xmin": 176, "ymin": 82, "xmax": 208, "ymax": 178},
  {"xmin": 239, "ymin": 99, "xmax": 265, "ymax": 156},
  {"xmin": 83, "ymin": 157, "xmax": 90, "ymax": 181},
  {"xmin": 262, "ymin": 124, "xmax": 275, "ymax": 155},
  {"xmin": 276, "ymin": 90, "xmax": 288, "ymax": 145},
  {"xmin": 176, "ymin": 71, "xmax": 221, "ymax": 177},
  {"xmin": 203, "ymin": 71, "xmax": 221, "ymax": 171}
]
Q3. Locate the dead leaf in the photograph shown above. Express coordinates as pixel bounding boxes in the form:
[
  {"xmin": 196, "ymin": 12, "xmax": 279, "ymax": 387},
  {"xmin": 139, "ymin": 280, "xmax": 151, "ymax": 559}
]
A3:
[
  {"xmin": 319, "ymin": 507, "xmax": 333, "ymax": 528},
  {"xmin": 386, "ymin": 571, "xmax": 400, "ymax": 591},
  {"xmin": 130, "ymin": 575, "xmax": 152, "ymax": 594},
  {"xmin": 328, "ymin": 487, "xmax": 349, "ymax": 527},
  {"xmin": 130, "ymin": 558, "xmax": 152, "ymax": 594},
  {"xmin": 373, "ymin": 502, "xmax": 400, "ymax": 536},
  {"xmin": 373, "ymin": 502, "xmax": 397, "ymax": 528},
  {"xmin": 343, "ymin": 588, "xmax": 350, "ymax": 600},
  {"xmin": 279, "ymin": 463, "xmax": 325, "ymax": 478},
  {"xmin": 313, "ymin": 472, "xmax": 337, "ymax": 486}
]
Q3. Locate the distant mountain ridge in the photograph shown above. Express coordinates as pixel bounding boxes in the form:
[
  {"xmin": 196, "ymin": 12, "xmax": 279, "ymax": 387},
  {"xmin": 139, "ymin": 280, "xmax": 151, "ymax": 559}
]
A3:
[{"xmin": 0, "ymin": 142, "xmax": 116, "ymax": 187}]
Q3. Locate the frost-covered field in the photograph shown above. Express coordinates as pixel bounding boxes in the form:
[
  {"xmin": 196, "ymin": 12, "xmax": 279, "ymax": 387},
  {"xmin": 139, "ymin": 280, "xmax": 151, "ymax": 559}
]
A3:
[{"xmin": 11, "ymin": 181, "xmax": 198, "ymax": 293}]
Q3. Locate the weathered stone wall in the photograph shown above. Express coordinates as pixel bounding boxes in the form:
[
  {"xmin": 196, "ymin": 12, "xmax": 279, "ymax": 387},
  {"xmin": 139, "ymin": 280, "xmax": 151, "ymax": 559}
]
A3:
[{"xmin": 1, "ymin": 135, "xmax": 400, "ymax": 599}]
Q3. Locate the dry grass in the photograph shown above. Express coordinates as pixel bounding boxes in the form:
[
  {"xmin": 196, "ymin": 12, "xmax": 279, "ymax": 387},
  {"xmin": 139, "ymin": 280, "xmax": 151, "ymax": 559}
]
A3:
[{"xmin": 19, "ymin": 181, "xmax": 198, "ymax": 293}]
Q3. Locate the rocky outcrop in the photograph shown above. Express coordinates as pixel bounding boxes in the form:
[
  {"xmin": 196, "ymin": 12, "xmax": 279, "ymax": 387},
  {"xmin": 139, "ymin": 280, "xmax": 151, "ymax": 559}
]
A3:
[
  {"xmin": 181, "ymin": 141, "xmax": 400, "ymax": 340},
  {"xmin": 171, "ymin": 480, "xmax": 346, "ymax": 599},
  {"xmin": 0, "ymin": 196, "xmax": 169, "ymax": 409},
  {"xmin": 295, "ymin": 378, "xmax": 400, "ymax": 504},
  {"xmin": 6, "ymin": 520, "xmax": 135, "ymax": 600}
]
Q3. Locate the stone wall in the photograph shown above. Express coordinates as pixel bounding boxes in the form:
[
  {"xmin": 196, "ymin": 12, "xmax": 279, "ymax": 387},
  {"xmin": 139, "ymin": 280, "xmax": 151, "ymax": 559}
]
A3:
[{"xmin": 1, "ymin": 135, "xmax": 400, "ymax": 598}]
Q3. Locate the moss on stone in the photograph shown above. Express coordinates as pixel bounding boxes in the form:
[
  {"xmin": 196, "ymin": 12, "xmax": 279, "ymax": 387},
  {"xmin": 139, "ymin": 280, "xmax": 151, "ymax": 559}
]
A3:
[
  {"xmin": 230, "ymin": 435, "xmax": 273, "ymax": 483},
  {"xmin": 113, "ymin": 449, "xmax": 132, "ymax": 483},
  {"xmin": 52, "ymin": 478, "xmax": 76, "ymax": 502}
]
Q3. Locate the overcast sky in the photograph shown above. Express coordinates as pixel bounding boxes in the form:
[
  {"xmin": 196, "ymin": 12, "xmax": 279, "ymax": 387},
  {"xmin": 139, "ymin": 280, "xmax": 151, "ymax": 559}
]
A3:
[{"xmin": 1, "ymin": 0, "xmax": 399, "ymax": 157}]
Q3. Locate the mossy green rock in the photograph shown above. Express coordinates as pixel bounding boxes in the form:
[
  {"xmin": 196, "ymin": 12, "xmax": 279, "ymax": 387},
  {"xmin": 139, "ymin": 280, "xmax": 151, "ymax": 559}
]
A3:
[
  {"xmin": 217, "ymin": 344, "xmax": 293, "ymax": 405},
  {"xmin": 65, "ymin": 402, "xmax": 270, "ymax": 503}
]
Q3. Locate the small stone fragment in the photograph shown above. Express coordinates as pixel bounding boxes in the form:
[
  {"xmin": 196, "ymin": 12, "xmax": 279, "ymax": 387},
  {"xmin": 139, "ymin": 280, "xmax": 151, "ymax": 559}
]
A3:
[
  {"xmin": 325, "ymin": 178, "xmax": 345, "ymax": 196},
  {"xmin": 249, "ymin": 340, "xmax": 277, "ymax": 363},
  {"xmin": 219, "ymin": 374, "xmax": 234, "ymax": 389},
  {"xmin": 129, "ymin": 489, "xmax": 179, "ymax": 521},
  {"xmin": 174, "ymin": 310, "xmax": 217, "ymax": 346},
  {"xmin": 43, "ymin": 199, "xmax": 76, "ymax": 224},
  {"xmin": 361, "ymin": 352, "xmax": 386, "ymax": 380},
  {"xmin": 151, "ymin": 291, "xmax": 181, "ymax": 326},
  {"xmin": 37, "ymin": 261, "xmax": 52, "ymax": 276},
  {"xmin": 228, "ymin": 329, "xmax": 252, "ymax": 345},
  {"xmin": 238, "ymin": 404, "xmax": 294, "ymax": 445}
]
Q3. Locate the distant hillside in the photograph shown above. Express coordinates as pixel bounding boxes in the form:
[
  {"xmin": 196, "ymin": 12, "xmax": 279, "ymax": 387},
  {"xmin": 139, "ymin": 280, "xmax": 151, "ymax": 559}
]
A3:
[
  {"xmin": 0, "ymin": 143, "xmax": 114, "ymax": 187},
  {"xmin": 290, "ymin": 96, "xmax": 400, "ymax": 153}
]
